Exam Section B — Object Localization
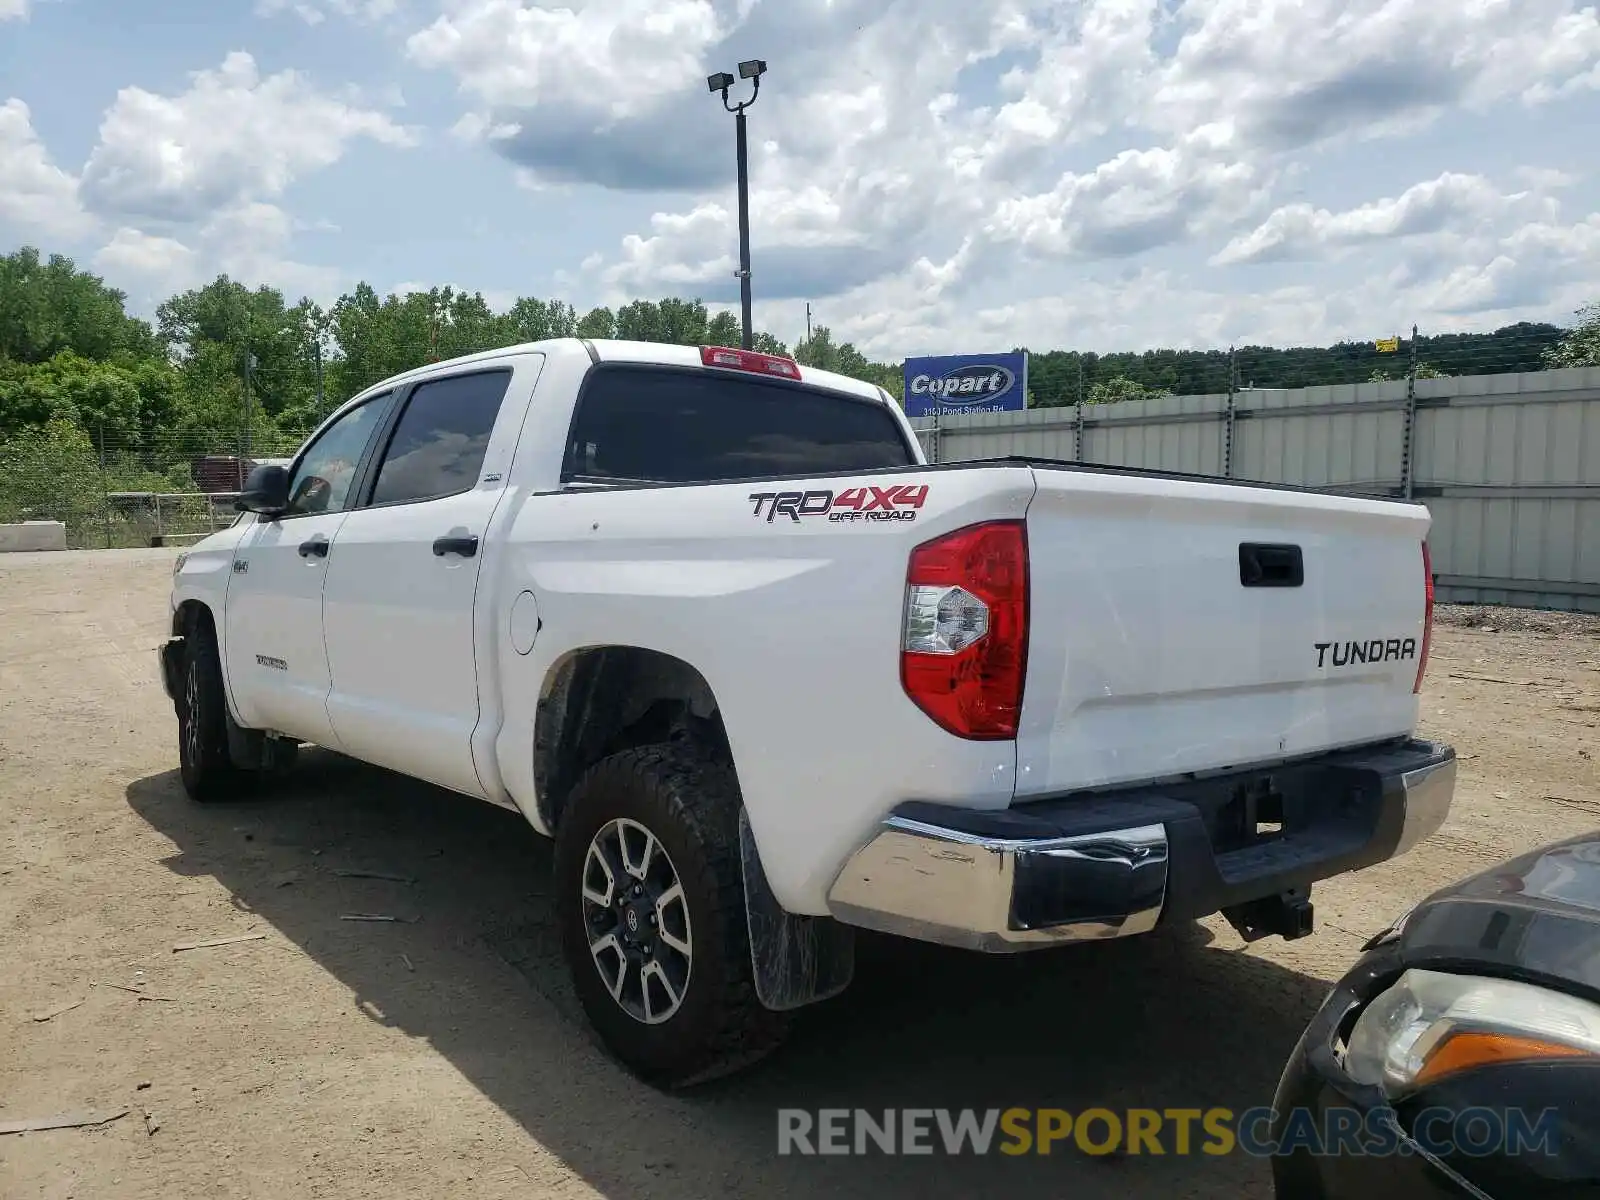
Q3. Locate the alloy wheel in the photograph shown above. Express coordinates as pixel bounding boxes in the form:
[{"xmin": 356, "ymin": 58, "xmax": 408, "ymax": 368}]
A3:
[{"xmin": 580, "ymin": 817, "xmax": 693, "ymax": 1025}]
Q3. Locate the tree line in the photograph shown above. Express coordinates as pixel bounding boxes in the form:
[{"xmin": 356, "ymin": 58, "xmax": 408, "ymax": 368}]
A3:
[{"xmin": 2, "ymin": 244, "xmax": 1597, "ymax": 461}]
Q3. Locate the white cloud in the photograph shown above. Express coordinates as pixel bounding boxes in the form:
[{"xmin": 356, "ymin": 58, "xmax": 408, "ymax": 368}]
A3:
[
  {"xmin": 1212, "ymin": 173, "xmax": 1538, "ymax": 265},
  {"xmin": 1146, "ymin": 0, "xmax": 1600, "ymax": 148},
  {"xmin": 255, "ymin": 0, "xmax": 398, "ymax": 24},
  {"xmin": 529, "ymin": 0, "xmax": 1600, "ymax": 351},
  {"xmin": 52, "ymin": 51, "xmax": 414, "ymax": 306},
  {"xmin": 92, "ymin": 201, "xmax": 342, "ymax": 303},
  {"xmin": 965, "ymin": 0, "xmax": 1164, "ymax": 184},
  {"xmin": 7, "ymin": 0, "xmax": 1598, "ymax": 355},
  {"xmin": 449, "ymin": 111, "xmax": 519, "ymax": 143},
  {"xmin": 407, "ymin": 0, "xmax": 721, "ymax": 119},
  {"xmin": 79, "ymin": 51, "xmax": 415, "ymax": 224},
  {"xmin": 93, "ymin": 227, "xmax": 198, "ymax": 282},
  {"xmin": 790, "ymin": 267, "xmax": 1333, "ymax": 360},
  {"xmin": 797, "ymin": 229, "xmax": 1600, "ymax": 360},
  {"xmin": 985, "ymin": 124, "xmax": 1266, "ymax": 260},
  {"xmin": 1515, "ymin": 166, "xmax": 1579, "ymax": 191},
  {"xmin": 1416, "ymin": 215, "xmax": 1600, "ymax": 315},
  {"xmin": 0, "ymin": 98, "xmax": 92, "ymax": 239},
  {"xmin": 0, "ymin": 0, "xmax": 29, "ymax": 19}
]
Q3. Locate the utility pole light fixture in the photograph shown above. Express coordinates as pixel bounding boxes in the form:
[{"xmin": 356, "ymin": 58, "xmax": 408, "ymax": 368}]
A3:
[{"xmin": 707, "ymin": 59, "xmax": 767, "ymax": 350}]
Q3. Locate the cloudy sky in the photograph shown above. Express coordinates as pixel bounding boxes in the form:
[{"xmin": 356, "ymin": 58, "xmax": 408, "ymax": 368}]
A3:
[{"xmin": 2, "ymin": 0, "xmax": 1599, "ymax": 359}]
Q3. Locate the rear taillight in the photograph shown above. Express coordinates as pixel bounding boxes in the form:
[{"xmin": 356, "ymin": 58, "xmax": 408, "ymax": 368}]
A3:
[
  {"xmin": 1415, "ymin": 541, "xmax": 1434, "ymax": 694},
  {"xmin": 900, "ymin": 520, "xmax": 1029, "ymax": 740},
  {"xmin": 699, "ymin": 344, "xmax": 802, "ymax": 379}
]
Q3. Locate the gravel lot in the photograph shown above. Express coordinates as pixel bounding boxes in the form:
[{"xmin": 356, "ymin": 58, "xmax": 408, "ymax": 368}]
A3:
[{"xmin": 2, "ymin": 549, "xmax": 1596, "ymax": 1199}]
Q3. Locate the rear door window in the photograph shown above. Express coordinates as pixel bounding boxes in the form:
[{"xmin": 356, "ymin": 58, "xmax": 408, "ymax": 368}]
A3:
[
  {"xmin": 369, "ymin": 370, "xmax": 512, "ymax": 506},
  {"xmin": 563, "ymin": 366, "xmax": 915, "ymax": 483}
]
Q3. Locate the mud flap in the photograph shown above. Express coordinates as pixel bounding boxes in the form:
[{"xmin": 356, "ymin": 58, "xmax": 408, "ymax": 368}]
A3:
[
  {"xmin": 740, "ymin": 808, "xmax": 855, "ymax": 1012},
  {"xmin": 225, "ymin": 714, "xmax": 299, "ymax": 773}
]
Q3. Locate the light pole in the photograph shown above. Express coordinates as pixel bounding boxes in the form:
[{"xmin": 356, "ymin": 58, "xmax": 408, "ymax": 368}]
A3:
[{"xmin": 707, "ymin": 59, "xmax": 766, "ymax": 351}]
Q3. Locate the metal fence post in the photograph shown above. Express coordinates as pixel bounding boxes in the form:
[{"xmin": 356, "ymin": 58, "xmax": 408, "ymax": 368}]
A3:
[
  {"xmin": 1074, "ymin": 400, "xmax": 1085, "ymax": 462},
  {"xmin": 1223, "ymin": 345, "xmax": 1237, "ymax": 479},
  {"xmin": 1401, "ymin": 323, "xmax": 1420, "ymax": 500},
  {"xmin": 100, "ymin": 420, "xmax": 111, "ymax": 550}
]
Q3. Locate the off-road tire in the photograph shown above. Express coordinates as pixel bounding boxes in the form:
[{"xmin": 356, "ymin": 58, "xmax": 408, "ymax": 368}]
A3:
[
  {"xmin": 553, "ymin": 743, "xmax": 790, "ymax": 1088},
  {"xmin": 176, "ymin": 614, "xmax": 250, "ymax": 803}
]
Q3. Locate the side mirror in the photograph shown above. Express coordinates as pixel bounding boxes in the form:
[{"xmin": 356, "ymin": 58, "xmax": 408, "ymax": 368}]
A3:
[{"xmin": 236, "ymin": 464, "xmax": 290, "ymax": 516}]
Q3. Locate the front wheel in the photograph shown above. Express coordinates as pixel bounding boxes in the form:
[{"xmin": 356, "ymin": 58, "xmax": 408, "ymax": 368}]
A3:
[
  {"xmin": 553, "ymin": 744, "xmax": 789, "ymax": 1087},
  {"xmin": 176, "ymin": 616, "xmax": 249, "ymax": 803}
]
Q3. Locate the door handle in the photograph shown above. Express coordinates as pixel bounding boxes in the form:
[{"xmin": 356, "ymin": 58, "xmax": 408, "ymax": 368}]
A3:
[
  {"xmin": 1239, "ymin": 542, "xmax": 1303, "ymax": 587},
  {"xmin": 432, "ymin": 534, "xmax": 479, "ymax": 558},
  {"xmin": 298, "ymin": 536, "xmax": 330, "ymax": 559}
]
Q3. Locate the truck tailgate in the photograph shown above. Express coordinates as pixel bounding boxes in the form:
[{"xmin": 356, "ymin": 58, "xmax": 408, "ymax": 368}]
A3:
[{"xmin": 1015, "ymin": 465, "xmax": 1432, "ymax": 798}]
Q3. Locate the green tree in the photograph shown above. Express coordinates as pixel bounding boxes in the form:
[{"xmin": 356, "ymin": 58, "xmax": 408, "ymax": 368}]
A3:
[
  {"xmin": 1545, "ymin": 304, "xmax": 1600, "ymax": 368},
  {"xmin": 1368, "ymin": 362, "xmax": 1450, "ymax": 382},
  {"xmin": 0, "ymin": 247, "xmax": 156, "ymax": 365},
  {"xmin": 706, "ymin": 311, "xmax": 740, "ymax": 346},
  {"xmin": 576, "ymin": 306, "xmax": 617, "ymax": 340},
  {"xmin": 794, "ymin": 325, "xmax": 873, "ymax": 376},
  {"xmin": 0, "ymin": 418, "xmax": 107, "ymax": 544},
  {"xmin": 654, "ymin": 297, "xmax": 710, "ymax": 345},
  {"xmin": 507, "ymin": 297, "xmax": 579, "ymax": 342},
  {"xmin": 326, "ymin": 282, "xmax": 391, "ymax": 401},
  {"xmin": 157, "ymin": 275, "xmax": 322, "ymax": 446},
  {"xmin": 0, "ymin": 351, "xmax": 183, "ymax": 449},
  {"xmin": 1089, "ymin": 376, "xmax": 1168, "ymax": 405},
  {"xmin": 612, "ymin": 297, "xmax": 711, "ymax": 345}
]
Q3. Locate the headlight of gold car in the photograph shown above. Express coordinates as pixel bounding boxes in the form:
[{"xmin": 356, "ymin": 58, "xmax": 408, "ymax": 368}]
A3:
[{"xmin": 1343, "ymin": 967, "xmax": 1600, "ymax": 1096}]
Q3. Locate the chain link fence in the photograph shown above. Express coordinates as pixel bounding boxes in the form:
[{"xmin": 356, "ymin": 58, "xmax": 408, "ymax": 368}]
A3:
[{"xmin": 0, "ymin": 425, "xmax": 307, "ymax": 550}]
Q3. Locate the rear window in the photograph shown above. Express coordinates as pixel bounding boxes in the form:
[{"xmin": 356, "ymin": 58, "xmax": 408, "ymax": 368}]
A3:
[{"xmin": 562, "ymin": 365, "xmax": 915, "ymax": 483}]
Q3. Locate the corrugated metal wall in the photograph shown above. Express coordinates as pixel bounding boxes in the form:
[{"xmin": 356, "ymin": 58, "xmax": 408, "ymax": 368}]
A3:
[{"xmin": 910, "ymin": 367, "xmax": 1600, "ymax": 613}]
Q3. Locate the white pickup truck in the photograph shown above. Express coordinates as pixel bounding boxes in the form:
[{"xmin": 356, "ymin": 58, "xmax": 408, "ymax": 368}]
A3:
[{"xmin": 162, "ymin": 338, "xmax": 1457, "ymax": 1086}]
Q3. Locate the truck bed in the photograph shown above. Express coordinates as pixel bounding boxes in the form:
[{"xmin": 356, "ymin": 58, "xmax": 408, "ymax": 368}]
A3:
[{"xmin": 550, "ymin": 455, "xmax": 1431, "ymax": 800}]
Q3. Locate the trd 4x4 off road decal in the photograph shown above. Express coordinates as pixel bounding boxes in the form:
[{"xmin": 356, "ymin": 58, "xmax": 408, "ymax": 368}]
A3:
[{"xmin": 748, "ymin": 484, "xmax": 930, "ymax": 524}]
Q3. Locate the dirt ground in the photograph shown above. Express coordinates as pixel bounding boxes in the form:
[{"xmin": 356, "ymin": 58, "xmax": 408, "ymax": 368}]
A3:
[{"xmin": 1, "ymin": 549, "xmax": 1595, "ymax": 1200}]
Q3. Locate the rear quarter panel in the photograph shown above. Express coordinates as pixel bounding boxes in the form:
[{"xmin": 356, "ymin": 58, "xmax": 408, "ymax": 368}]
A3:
[{"xmin": 491, "ymin": 466, "xmax": 1036, "ymax": 915}]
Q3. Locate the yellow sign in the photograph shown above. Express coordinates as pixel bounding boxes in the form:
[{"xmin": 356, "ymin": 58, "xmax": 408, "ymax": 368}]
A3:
[{"xmin": 1375, "ymin": 337, "xmax": 1400, "ymax": 353}]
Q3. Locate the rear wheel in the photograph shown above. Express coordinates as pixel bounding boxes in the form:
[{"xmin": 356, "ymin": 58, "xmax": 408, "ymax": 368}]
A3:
[
  {"xmin": 553, "ymin": 744, "xmax": 789, "ymax": 1087},
  {"xmin": 176, "ymin": 615, "xmax": 249, "ymax": 803}
]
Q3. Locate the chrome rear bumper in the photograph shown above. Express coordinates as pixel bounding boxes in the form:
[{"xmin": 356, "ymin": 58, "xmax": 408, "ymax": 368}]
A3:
[
  {"xmin": 827, "ymin": 819, "xmax": 1168, "ymax": 952},
  {"xmin": 826, "ymin": 739, "xmax": 1457, "ymax": 953}
]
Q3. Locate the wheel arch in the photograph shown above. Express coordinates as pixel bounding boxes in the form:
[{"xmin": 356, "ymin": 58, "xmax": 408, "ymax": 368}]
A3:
[
  {"xmin": 533, "ymin": 645, "xmax": 732, "ymax": 833},
  {"xmin": 169, "ymin": 598, "xmax": 255, "ymax": 749},
  {"xmin": 172, "ymin": 598, "xmax": 215, "ymax": 638}
]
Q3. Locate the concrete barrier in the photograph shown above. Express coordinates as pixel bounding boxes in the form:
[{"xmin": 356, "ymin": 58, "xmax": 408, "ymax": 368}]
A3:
[{"xmin": 0, "ymin": 521, "xmax": 68, "ymax": 552}]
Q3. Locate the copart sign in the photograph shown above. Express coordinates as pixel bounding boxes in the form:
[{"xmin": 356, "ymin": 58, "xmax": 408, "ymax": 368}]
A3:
[{"xmin": 903, "ymin": 351, "xmax": 1028, "ymax": 417}]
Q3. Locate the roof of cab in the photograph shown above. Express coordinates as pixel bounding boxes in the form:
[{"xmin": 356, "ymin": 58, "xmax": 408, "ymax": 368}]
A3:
[
  {"xmin": 587, "ymin": 339, "xmax": 889, "ymax": 404},
  {"xmin": 347, "ymin": 336, "xmax": 892, "ymax": 408}
]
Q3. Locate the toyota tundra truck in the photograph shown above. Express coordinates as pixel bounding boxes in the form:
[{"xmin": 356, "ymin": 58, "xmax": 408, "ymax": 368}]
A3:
[{"xmin": 160, "ymin": 337, "xmax": 1457, "ymax": 1087}]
